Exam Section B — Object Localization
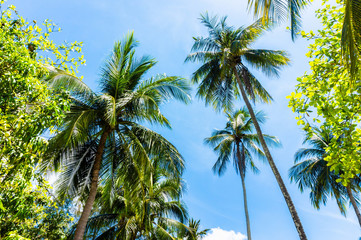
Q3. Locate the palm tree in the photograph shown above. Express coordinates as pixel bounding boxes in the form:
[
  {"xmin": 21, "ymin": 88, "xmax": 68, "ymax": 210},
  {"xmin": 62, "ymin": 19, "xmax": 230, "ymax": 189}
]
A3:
[
  {"xmin": 44, "ymin": 32, "xmax": 191, "ymax": 240},
  {"xmin": 71, "ymin": 154, "xmax": 188, "ymax": 240},
  {"xmin": 289, "ymin": 127, "xmax": 361, "ymax": 226},
  {"xmin": 204, "ymin": 108, "xmax": 279, "ymax": 240},
  {"xmin": 179, "ymin": 218, "xmax": 210, "ymax": 240},
  {"xmin": 186, "ymin": 14, "xmax": 307, "ymax": 239},
  {"xmin": 246, "ymin": 0, "xmax": 361, "ymax": 77}
]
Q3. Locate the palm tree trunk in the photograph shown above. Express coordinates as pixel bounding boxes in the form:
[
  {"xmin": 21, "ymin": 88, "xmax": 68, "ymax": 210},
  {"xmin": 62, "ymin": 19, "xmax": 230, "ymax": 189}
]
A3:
[
  {"xmin": 240, "ymin": 172, "xmax": 252, "ymax": 240},
  {"xmin": 233, "ymin": 68, "xmax": 308, "ymax": 240},
  {"xmin": 346, "ymin": 185, "xmax": 361, "ymax": 227},
  {"xmin": 236, "ymin": 143, "xmax": 252, "ymax": 240},
  {"xmin": 73, "ymin": 128, "xmax": 111, "ymax": 240}
]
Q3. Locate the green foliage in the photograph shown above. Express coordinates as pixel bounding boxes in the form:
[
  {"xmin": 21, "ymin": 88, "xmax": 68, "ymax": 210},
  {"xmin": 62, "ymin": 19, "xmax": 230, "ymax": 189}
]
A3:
[
  {"xmin": 0, "ymin": 170, "xmax": 75, "ymax": 239},
  {"xmin": 0, "ymin": 1, "xmax": 84, "ymax": 238},
  {"xmin": 0, "ymin": 1, "xmax": 85, "ymax": 173},
  {"xmin": 288, "ymin": 0, "xmax": 361, "ymax": 184}
]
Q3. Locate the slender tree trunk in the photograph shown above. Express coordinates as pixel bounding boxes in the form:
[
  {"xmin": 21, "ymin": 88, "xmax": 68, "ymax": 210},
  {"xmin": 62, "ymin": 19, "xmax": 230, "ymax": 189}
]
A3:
[
  {"xmin": 240, "ymin": 172, "xmax": 252, "ymax": 240},
  {"xmin": 346, "ymin": 185, "xmax": 361, "ymax": 227},
  {"xmin": 236, "ymin": 143, "xmax": 252, "ymax": 240},
  {"xmin": 233, "ymin": 68, "xmax": 308, "ymax": 240},
  {"xmin": 73, "ymin": 128, "xmax": 111, "ymax": 240}
]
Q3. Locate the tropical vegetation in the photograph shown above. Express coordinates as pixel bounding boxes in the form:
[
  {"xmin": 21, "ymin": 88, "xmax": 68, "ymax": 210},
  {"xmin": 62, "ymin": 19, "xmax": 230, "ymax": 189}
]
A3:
[{"xmin": 2, "ymin": 0, "xmax": 361, "ymax": 239}]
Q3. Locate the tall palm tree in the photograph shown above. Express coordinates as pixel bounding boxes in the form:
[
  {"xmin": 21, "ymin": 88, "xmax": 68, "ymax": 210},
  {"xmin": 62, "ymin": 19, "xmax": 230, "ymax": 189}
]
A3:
[
  {"xmin": 186, "ymin": 14, "xmax": 308, "ymax": 239},
  {"xmin": 71, "ymin": 154, "xmax": 188, "ymax": 240},
  {"xmin": 289, "ymin": 127, "xmax": 361, "ymax": 226},
  {"xmin": 44, "ymin": 32, "xmax": 191, "ymax": 240},
  {"xmin": 204, "ymin": 108, "xmax": 279, "ymax": 240},
  {"xmin": 246, "ymin": 0, "xmax": 361, "ymax": 77}
]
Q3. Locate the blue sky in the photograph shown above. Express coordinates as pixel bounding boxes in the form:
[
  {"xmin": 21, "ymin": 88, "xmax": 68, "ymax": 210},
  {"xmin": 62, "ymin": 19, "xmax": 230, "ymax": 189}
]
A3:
[{"xmin": 12, "ymin": 0, "xmax": 360, "ymax": 239}]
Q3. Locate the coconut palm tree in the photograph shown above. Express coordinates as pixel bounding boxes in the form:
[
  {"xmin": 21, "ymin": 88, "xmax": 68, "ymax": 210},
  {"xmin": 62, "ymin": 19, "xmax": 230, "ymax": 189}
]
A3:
[
  {"xmin": 289, "ymin": 127, "xmax": 361, "ymax": 226},
  {"xmin": 44, "ymin": 32, "xmax": 191, "ymax": 240},
  {"xmin": 246, "ymin": 0, "xmax": 361, "ymax": 77},
  {"xmin": 186, "ymin": 14, "xmax": 307, "ymax": 239},
  {"xmin": 70, "ymin": 153, "xmax": 188, "ymax": 240},
  {"xmin": 204, "ymin": 108, "xmax": 279, "ymax": 240}
]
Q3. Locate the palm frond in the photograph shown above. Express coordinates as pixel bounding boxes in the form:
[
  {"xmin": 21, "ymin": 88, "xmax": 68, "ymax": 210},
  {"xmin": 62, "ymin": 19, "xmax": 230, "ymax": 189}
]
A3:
[
  {"xmin": 242, "ymin": 49, "xmax": 290, "ymax": 77},
  {"xmin": 342, "ymin": 0, "xmax": 361, "ymax": 80},
  {"xmin": 237, "ymin": 18, "xmax": 269, "ymax": 48},
  {"xmin": 44, "ymin": 65, "xmax": 95, "ymax": 100},
  {"xmin": 199, "ymin": 12, "xmax": 229, "ymax": 41},
  {"xmin": 43, "ymin": 107, "xmax": 99, "ymax": 171},
  {"xmin": 204, "ymin": 130, "xmax": 232, "ymax": 148},
  {"xmin": 211, "ymin": 136, "xmax": 233, "ymax": 176},
  {"xmin": 55, "ymin": 140, "xmax": 98, "ymax": 199},
  {"xmin": 246, "ymin": 0, "xmax": 308, "ymax": 40},
  {"xmin": 189, "ymin": 37, "xmax": 220, "ymax": 53},
  {"xmin": 137, "ymin": 75, "xmax": 191, "ymax": 104}
]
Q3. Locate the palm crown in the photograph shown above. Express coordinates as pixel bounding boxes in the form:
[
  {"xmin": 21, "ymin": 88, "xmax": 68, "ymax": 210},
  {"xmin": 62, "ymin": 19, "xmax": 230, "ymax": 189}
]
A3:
[
  {"xmin": 289, "ymin": 127, "xmax": 361, "ymax": 215},
  {"xmin": 205, "ymin": 107, "xmax": 278, "ymax": 177},
  {"xmin": 185, "ymin": 13, "xmax": 289, "ymax": 111}
]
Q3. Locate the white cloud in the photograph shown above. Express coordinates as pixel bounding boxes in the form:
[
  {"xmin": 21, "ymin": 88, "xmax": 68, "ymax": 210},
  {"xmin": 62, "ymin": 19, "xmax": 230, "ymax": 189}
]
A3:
[{"xmin": 203, "ymin": 228, "xmax": 247, "ymax": 240}]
